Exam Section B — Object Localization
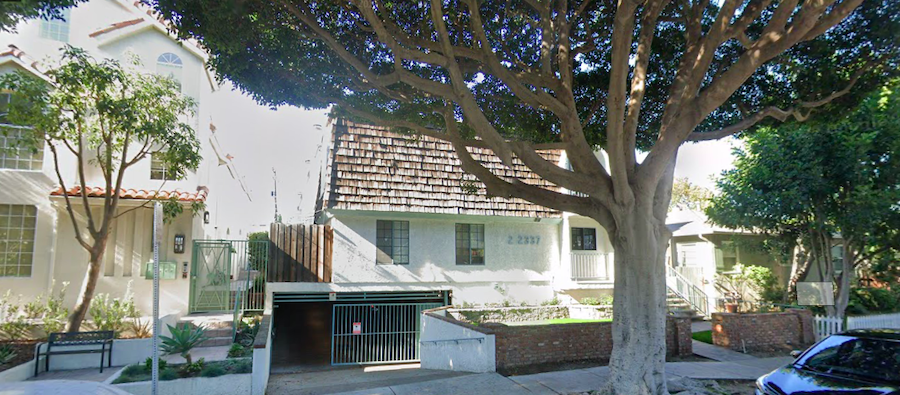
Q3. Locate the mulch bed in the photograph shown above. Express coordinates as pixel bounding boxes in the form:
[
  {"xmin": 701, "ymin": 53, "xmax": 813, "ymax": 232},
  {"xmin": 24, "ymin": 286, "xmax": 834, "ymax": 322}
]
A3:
[{"xmin": 0, "ymin": 340, "xmax": 39, "ymax": 374}]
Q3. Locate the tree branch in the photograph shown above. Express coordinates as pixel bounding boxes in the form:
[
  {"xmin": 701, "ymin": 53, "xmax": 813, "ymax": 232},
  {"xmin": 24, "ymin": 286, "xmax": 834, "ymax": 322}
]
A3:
[{"xmin": 688, "ymin": 63, "xmax": 870, "ymax": 141}]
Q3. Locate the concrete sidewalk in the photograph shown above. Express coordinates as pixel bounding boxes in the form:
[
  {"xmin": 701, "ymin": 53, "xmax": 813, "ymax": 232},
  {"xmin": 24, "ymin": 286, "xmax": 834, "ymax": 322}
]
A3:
[{"xmin": 325, "ymin": 357, "xmax": 793, "ymax": 395}]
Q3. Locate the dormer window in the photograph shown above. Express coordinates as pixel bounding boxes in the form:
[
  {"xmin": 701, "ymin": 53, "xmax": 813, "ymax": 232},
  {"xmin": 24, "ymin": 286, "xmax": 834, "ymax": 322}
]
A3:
[
  {"xmin": 39, "ymin": 9, "xmax": 71, "ymax": 42},
  {"xmin": 157, "ymin": 53, "xmax": 183, "ymax": 90}
]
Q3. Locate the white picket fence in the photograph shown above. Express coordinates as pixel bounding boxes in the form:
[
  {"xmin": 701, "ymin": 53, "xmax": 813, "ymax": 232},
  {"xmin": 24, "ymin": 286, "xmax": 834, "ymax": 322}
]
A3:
[{"xmin": 814, "ymin": 312, "xmax": 900, "ymax": 339}]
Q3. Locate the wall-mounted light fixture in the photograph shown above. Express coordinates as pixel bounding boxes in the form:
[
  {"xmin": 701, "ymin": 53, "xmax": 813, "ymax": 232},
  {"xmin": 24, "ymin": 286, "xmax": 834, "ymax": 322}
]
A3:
[
  {"xmin": 203, "ymin": 211, "xmax": 210, "ymax": 224},
  {"xmin": 174, "ymin": 234, "xmax": 185, "ymax": 254}
]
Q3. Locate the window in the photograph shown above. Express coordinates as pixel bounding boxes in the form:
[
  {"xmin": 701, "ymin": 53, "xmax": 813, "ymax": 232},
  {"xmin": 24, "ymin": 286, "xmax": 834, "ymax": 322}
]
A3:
[
  {"xmin": 456, "ymin": 224, "xmax": 485, "ymax": 265},
  {"xmin": 157, "ymin": 53, "xmax": 183, "ymax": 90},
  {"xmin": 571, "ymin": 227, "xmax": 597, "ymax": 251},
  {"xmin": 0, "ymin": 128, "xmax": 43, "ymax": 171},
  {"xmin": 799, "ymin": 335, "xmax": 900, "ymax": 383},
  {"xmin": 716, "ymin": 241, "xmax": 738, "ymax": 270},
  {"xmin": 39, "ymin": 9, "xmax": 71, "ymax": 42},
  {"xmin": 375, "ymin": 220, "xmax": 409, "ymax": 265},
  {"xmin": 0, "ymin": 205, "xmax": 37, "ymax": 277},
  {"xmin": 150, "ymin": 153, "xmax": 177, "ymax": 180}
]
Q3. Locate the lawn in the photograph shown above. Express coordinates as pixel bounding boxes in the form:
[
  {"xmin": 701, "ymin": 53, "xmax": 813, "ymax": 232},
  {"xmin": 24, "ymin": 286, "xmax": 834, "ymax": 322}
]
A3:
[
  {"xmin": 692, "ymin": 330, "xmax": 713, "ymax": 344},
  {"xmin": 505, "ymin": 318, "xmax": 612, "ymax": 326}
]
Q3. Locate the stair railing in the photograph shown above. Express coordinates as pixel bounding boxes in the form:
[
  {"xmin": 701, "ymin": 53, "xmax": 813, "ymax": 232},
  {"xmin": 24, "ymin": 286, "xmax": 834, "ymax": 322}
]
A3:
[{"xmin": 665, "ymin": 265, "xmax": 710, "ymax": 317}]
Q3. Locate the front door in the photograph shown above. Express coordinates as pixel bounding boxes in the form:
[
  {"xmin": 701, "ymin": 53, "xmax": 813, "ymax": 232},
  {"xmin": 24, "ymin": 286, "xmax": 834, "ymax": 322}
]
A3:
[{"xmin": 190, "ymin": 240, "xmax": 233, "ymax": 313}]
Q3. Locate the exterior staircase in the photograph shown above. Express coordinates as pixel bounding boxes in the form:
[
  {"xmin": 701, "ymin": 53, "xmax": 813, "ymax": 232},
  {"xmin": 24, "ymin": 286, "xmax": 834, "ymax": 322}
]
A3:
[
  {"xmin": 665, "ymin": 266, "xmax": 710, "ymax": 320},
  {"xmin": 177, "ymin": 313, "xmax": 233, "ymax": 347}
]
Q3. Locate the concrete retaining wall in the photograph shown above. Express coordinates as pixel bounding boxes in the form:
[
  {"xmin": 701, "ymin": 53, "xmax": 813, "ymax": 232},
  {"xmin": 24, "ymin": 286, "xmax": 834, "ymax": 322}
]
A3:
[
  {"xmin": 113, "ymin": 373, "xmax": 252, "ymax": 395},
  {"xmin": 0, "ymin": 359, "xmax": 37, "ymax": 383},
  {"xmin": 712, "ymin": 309, "xmax": 816, "ymax": 352},
  {"xmin": 567, "ymin": 305, "xmax": 613, "ymax": 320},
  {"xmin": 420, "ymin": 309, "xmax": 496, "ymax": 373},
  {"xmin": 251, "ymin": 314, "xmax": 272, "ymax": 395}
]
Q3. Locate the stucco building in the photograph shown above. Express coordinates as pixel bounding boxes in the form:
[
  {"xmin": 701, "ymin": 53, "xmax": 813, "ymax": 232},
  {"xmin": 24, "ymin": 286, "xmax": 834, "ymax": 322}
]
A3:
[{"xmin": 0, "ymin": 0, "xmax": 230, "ymax": 317}]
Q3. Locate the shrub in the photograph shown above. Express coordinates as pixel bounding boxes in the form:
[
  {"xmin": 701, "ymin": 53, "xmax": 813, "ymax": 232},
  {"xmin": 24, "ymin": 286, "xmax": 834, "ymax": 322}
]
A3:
[
  {"xmin": 0, "ymin": 291, "xmax": 30, "ymax": 341},
  {"xmin": 143, "ymin": 357, "xmax": 168, "ymax": 372},
  {"xmin": 227, "ymin": 358, "xmax": 252, "ymax": 374},
  {"xmin": 580, "ymin": 295, "xmax": 612, "ymax": 306},
  {"xmin": 744, "ymin": 265, "xmax": 785, "ymax": 304},
  {"xmin": 160, "ymin": 323, "xmax": 207, "ymax": 365},
  {"xmin": 227, "ymin": 343, "xmax": 247, "ymax": 358},
  {"xmin": 235, "ymin": 316, "xmax": 260, "ymax": 347},
  {"xmin": 89, "ymin": 283, "xmax": 139, "ymax": 336},
  {"xmin": 160, "ymin": 369, "xmax": 178, "ymax": 381},
  {"xmin": 180, "ymin": 357, "xmax": 205, "ymax": 376},
  {"xmin": 0, "ymin": 344, "xmax": 17, "ymax": 365},
  {"xmin": 200, "ymin": 364, "xmax": 226, "ymax": 377},
  {"xmin": 122, "ymin": 363, "xmax": 144, "ymax": 376},
  {"xmin": 851, "ymin": 287, "xmax": 899, "ymax": 313},
  {"xmin": 540, "ymin": 297, "xmax": 560, "ymax": 306}
]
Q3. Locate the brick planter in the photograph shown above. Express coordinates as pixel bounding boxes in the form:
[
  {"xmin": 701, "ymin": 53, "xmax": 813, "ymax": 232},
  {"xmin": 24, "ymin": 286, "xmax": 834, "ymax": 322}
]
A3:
[
  {"xmin": 486, "ymin": 316, "xmax": 692, "ymax": 375},
  {"xmin": 711, "ymin": 309, "xmax": 816, "ymax": 352}
]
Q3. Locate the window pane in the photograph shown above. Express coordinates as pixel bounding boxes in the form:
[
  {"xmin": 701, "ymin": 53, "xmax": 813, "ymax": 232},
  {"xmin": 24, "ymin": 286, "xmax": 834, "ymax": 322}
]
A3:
[
  {"xmin": 39, "ymin": 9, "xmax": 71, "ymax": 42},
  {"xmin": 0, "ymin": 204, "xmax": 37, "ymax": 277},
  {"xmin": 0, "ymin": 129, "xmax": 43, "ymax": 171},
  {"xmin": 375, "ymin": 220, "xmax": 409, "ymax": 264},
  {"xmin": 584, "ymin": 228, "xmax": 597, "ymax": 250}
]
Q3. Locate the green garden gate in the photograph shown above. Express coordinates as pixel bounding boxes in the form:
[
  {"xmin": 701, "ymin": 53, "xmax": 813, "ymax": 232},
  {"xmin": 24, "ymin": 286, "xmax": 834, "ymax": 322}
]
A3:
[
  {"xmin": 331, "ymin": 303, "xmax": 442, "ymax": 365},
  {"xmin": 190, "ymin": 240, "xmax": 268, "ymax": 314}
]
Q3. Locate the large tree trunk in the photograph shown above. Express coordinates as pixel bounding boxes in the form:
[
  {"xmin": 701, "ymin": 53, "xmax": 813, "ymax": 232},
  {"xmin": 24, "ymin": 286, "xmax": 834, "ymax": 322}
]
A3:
[
  {"xmin": 787, "ymin": 244, "xmax": 813, "ymax": 302},
  {"xmin": 602, "ymin": 206, "xmax": 670, "ymax": 395},
  {"xmin": 832, "ymin": 241, "xmax": 853, "ymax": 320},
  {"xmin": 67, "ymin": 243, "xmax": 107, "ymax": 332}
]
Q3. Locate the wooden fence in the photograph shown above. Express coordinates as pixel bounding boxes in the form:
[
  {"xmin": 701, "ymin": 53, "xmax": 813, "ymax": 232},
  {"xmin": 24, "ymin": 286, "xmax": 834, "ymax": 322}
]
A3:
[{"xmin": 268, "ymin": 223, "xmax": 333, "ymax": 282}]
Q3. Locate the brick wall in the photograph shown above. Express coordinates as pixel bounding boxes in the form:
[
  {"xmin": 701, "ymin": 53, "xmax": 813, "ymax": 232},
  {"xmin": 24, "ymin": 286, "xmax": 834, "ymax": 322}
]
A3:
[
  {"xmin": 711, "ymin": 309, "xmax": 816, "ymax": 352},
  {"xmin": 486, "ymin": 316, "xmax": 692, "ymax": 374}
]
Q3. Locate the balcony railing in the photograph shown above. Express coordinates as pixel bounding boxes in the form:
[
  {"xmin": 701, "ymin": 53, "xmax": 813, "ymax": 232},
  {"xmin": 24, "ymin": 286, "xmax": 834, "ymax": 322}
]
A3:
[{"xmin": 570, "ymin": 252, "xmax": 613, "ymax": 281}]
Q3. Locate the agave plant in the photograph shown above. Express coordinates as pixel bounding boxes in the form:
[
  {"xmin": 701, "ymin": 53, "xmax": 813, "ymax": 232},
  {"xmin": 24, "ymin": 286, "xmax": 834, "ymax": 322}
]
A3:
[
  {"xmin": 160, "ymin": 324, "xmax": 207, "ymax": 365},
  {"xmin": 0, "ymin": 345, "xmax": 16, "ymax": 365}
]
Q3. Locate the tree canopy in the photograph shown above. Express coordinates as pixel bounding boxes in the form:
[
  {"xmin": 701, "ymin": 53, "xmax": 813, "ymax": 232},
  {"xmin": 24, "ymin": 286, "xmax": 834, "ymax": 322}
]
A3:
[
  {"xmin": 707, "ymin": 80, "xmax": 900, "ymax": 318},
  {"xmin": 0, "ymin": 47, "xmax": 202, "ymax": 330},
  {"xmin": 0, "ymin": 0, "xmax": 84, "ymax": 32},
  {"xmin": 669, "ymin": 177, "xmax": 712, "ymax": 212},
  {"xmin": 151, "ymin": 0, "xmax": 900, "ymax": 393}
]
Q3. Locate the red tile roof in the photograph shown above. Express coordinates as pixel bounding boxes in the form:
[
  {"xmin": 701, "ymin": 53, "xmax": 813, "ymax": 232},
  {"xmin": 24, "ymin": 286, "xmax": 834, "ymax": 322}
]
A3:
[
  {"xmin": 324, "ymin": 121, "xmax": 563, "ymax": 218},
  {"xmin": 89, "ymin": 18, "xmax": 145, "ymax": 38},
  {"xmin": 0, "ymin": 44, "xmax": 45, "ymax": 75},
  {"xmin": 51, "ymin": 186, "xmax": 208, "ymax": 202}
]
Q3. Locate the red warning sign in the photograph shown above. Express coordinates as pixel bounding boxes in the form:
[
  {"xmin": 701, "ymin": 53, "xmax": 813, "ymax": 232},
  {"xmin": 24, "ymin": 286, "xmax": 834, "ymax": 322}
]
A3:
[{"xmin": 352, "ymin": 322, "xmax": 361, "ymax": 334}]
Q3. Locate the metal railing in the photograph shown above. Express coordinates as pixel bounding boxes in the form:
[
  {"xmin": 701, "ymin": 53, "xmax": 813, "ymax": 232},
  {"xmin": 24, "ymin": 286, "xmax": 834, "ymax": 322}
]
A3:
[
  {"xmin": 665, "ymin": 265, "xmax": 710, "ymax": 317},
  {"xmin": 571, "ymin": 252, "xmax": 613, "ymax": 281}
]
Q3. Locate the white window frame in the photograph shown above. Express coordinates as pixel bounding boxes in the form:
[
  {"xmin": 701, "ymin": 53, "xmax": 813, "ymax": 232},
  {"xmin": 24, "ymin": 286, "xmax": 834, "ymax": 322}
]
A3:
[
  {"xmin": 157, "ymin": 53, "xmax": 183, "ymax": 90},
  {"xmin": 39, "ymin": 9, "xmax": 71, "ymax": 42},
  {"xmin": 0, "ymin": 204, "xmax": 38, "ymax": 277}
]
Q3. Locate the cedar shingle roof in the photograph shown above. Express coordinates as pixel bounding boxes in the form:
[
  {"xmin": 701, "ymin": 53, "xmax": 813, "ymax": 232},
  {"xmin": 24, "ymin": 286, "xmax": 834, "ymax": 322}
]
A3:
[
  {"xmin": 324, "ymin": 122, "xmax": 562, "ymax": 218},
  {"xmin": 51, "ymin": 186, "xmax": 209, "ymax": 202}
]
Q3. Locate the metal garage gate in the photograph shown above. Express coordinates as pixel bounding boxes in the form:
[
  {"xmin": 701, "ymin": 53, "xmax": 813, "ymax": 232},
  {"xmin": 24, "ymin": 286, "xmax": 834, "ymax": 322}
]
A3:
[{"xmin": 331, "ymin": 302, "xmax": 441, "ymax": 365}]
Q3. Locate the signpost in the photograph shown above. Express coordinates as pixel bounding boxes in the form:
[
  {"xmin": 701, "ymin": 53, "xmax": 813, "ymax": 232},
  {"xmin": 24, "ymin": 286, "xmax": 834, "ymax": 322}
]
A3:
[
  {"xmin": 352, "ymin": 322, "xmax": 361, "ymax": 335},
  {"xmin": 151, "ymin": 202, "xmax": 162, "ymax": 395}
]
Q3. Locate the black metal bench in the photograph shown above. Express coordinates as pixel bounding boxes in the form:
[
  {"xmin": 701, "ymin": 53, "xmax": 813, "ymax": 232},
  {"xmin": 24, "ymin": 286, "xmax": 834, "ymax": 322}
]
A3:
[{"xmin": 33, "ymin": 330, "xmax": 114, "ymax": 376}]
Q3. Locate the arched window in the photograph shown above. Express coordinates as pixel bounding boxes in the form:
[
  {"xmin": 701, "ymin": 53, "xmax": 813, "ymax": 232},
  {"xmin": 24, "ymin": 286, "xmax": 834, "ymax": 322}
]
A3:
[{"xmin": 156, "ymin": 53, "xmax": 183, "ymax": 90}]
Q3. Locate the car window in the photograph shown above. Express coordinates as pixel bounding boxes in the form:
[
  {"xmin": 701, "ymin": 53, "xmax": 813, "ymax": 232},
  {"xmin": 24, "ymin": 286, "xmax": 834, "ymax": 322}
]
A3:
[{"xmin": 800, "ymin": 336, "xmax": 900, "ymax": 384}]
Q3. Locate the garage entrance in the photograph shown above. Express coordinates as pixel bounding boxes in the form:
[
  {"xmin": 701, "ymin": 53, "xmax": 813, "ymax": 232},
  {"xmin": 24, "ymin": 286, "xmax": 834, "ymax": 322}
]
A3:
[{"xmin": 271, "ymin": 291, "xmax": 448, "ymax": 371}]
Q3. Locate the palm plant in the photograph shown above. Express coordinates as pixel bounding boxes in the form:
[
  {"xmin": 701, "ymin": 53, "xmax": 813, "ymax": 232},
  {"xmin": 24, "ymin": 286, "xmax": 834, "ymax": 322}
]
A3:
[
  {"xmin": 159, "ymin": 324, "xmax": 207, "ymax": 365},
  {"xmin": 0, "ymin": 345, "xmax": 16, "ymax": 365}
]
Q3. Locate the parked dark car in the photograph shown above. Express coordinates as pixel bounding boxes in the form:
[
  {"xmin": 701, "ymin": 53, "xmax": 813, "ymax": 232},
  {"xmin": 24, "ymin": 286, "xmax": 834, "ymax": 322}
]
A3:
[{"xmin": 756, "ymin": 329, "xmax": 900, "ymax": 395}]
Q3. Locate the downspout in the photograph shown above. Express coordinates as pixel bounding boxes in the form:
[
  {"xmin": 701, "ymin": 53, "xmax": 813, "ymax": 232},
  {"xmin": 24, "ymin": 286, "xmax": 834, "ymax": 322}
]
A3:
[{"xmin": 47, "ymin": 201, "xmax": 60, "ymax": 291}]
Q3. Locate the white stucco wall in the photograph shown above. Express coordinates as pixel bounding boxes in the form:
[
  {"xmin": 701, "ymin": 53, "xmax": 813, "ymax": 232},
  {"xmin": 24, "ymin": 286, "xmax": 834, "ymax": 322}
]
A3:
[
  {"xmin": 114, "ymin": 373, "xmax": 252, "ymax": 395},
  {"xmin": 420, "ymin": 311, "xmax": 495, "ymax": 373},
  {"xmin": 0, "ymin": 0, "xmax": 218, "ymax": 316},
  {"xmin": 250, "ymin": 318, "xmax": 272, "ymax": 395},
  {"xmin": 326, "ymin": 211, "xmax": 560, "ymax": 304},
  {"xmin": 51, "ymin": 202, "xmax": 196, "ymax": 317}
]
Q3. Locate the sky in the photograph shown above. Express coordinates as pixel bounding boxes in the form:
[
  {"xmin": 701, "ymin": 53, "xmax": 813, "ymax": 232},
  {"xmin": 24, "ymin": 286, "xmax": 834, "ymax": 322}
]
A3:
[
  {"xmin": 204, "ymin": 82, "xmax": 329, "ymax": 238},
  {"xmin": 206, "ymin": 86, "xmax": 739, "ymax": 236}
]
